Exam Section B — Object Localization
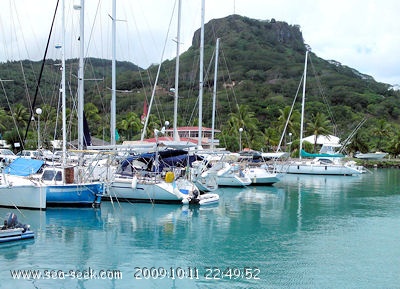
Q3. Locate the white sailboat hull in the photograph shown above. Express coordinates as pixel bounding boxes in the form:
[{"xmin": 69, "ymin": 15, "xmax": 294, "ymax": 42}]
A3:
[
  {"xmin": 107, "ymin": 176, "xmax": 195, "ymax": 204},
  {"xmin": 243, "ymin": 167, "xmax": 282, "ymax": 185},
  {"xmin": 0, "ymin": 175, "xmax": 46, "ymax": 210},
  {"xmin": 217, "ymin": 175, "xmax": 251, "ymax": 187},
  {"xmin": 286, "ymin": 161, "xmax": 364, "ymax": 175}
]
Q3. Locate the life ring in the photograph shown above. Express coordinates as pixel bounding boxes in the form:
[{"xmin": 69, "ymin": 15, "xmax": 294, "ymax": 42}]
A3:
[{"xmin": 165, "ymin": 171, "xmax": 175, "ymax": 183}]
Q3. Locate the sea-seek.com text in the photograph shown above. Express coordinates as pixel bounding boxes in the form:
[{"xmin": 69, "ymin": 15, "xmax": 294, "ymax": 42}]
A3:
[{"xmin": 10, "ymin": 267, "xmax": 122, "ymax": 280}]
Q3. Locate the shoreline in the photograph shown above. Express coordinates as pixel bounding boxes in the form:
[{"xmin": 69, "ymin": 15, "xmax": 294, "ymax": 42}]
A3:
[{"xmin": 351, "ymin": 158, "xmax": 400, "ymax": 169}]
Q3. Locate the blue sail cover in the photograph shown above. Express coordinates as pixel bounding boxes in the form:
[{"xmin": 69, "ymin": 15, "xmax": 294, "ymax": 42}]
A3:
[
  {"xmin": 120, "ymin": 149, "xmax": 202, "ymax": 172},
  {"xmin": 3, "ymin": 158, "xmax": 44, "ymax": 176}
]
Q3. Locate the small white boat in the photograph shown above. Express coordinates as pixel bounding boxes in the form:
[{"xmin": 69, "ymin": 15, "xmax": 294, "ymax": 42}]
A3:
[
  {"xmin": 182, "ymin": 190, "xmax": 220, "ymax": 206},
  {"xmin": 0, "ymin": 213, "xmax": 34, "ymax": 243},
  {"xmin": 243, "ymin": 166, "xmax": 282, "ymax": 185},
  {"xmin": 354, "ymin": 152, "xmax": 388, "ymax": 160}
]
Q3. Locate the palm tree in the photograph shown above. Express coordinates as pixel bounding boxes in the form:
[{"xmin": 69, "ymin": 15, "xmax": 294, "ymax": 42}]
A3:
[
  {"xmin": 3, "ymin": 129, "xmax": 21, "ymax": 152},
  {"xmin": 118, "ymin": 112, "xmax": 142, "ymax": 140},
  {"xmin": 142, "ymin": 114, "xmax": 160, "ymax": 139},
  {"xmin": 277, "ymin": 106, "xmax": 300, "ymax": 137},
  {"xmin": 262, "ymin": 127, "xmax": 278, "ymax": 152},
  {"xmin": 346, "ymin": 131, "xmax": 369, "ymax": 155},
  {"xmin": 226, "ymin": 104, "xmax": 259, "ymax": 149},
  {"xmin": 306, "ymin": 112, "xmax": 332, "ymax": 152},
  {"xmin": 372, "ymin": 119, "xmax": 391, "ymax": 151},
  {"xmin": 12, "ymin": 103, "xmax": 29, "ymax": 129},
  {"xmin": 387, "ymin": 129, "xmax": 400, "ymax": 157},
  {"xmin": 84, "ymin": 103, "xmax": 102, "ymax": 124},
  {"xmin": 0, "ymin": 108, "xmax": 11, "ymax": 137}
]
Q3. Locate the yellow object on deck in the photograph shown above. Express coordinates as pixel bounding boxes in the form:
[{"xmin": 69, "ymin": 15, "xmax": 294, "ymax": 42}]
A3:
[{"xmin": 165, "ymin": 171, "xmax": 175, "ymax": 183}]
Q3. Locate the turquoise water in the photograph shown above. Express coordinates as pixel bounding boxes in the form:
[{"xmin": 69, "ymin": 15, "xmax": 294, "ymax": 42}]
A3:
[{"xmin": 1, "ymin": 169, "xmax": 400, "ymax": 288}]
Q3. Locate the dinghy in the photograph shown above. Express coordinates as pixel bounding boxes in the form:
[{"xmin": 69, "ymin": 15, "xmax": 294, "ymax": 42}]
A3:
[{"xmin": 0, "ymin": 213, "xmax": 34, "ymax": 243}]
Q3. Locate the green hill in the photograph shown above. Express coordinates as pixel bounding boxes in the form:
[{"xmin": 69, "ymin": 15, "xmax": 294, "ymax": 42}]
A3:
[{"xmin": 0, "ymin": 15, "xmax": 399, "ymax": 154}]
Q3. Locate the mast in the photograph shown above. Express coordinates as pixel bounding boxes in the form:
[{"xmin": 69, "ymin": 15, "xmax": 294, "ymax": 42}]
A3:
[
  {"xmin": 198, "ymin": 0, "xmax": 205, "ymax": 147},
  {"xmin": 299, "ymin": 50, "xmax": 308, "ymax": 160},
  {"xmin": 77, "ymin": 0, "xmax": 85, "ymax": 150},
  {"xmin": 110, "ymin": 0, "xmax": 116, "ymax": 146},
  {"xmin": 173, "ymin": 0, "xmax": 181, "ymax": 142},
  {"xmin": 61, "ymin": 0, "xmax": 67, "ymax": 167},
  {"xmin": 211, "ymin": 38, "xmax": 220, "ymax": 150}
]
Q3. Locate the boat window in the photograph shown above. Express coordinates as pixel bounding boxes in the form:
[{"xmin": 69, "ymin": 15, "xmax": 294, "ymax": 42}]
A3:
[
  {"xmin": 55, "ymin": 171, "xmax": 62, "ymax": 181},
  {"xmin": 42, "ymin": 170, "xmax": 63, "ymax": 181},
  {"xmin": 42, "ymin": 170, "xmax": 56, "ymax": 181}
]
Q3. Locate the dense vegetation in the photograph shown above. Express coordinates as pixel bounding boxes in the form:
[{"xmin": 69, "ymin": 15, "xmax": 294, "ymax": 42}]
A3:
[{"xmin": 1, "ymin": 15, "xmax": 400, "ymax": 156}]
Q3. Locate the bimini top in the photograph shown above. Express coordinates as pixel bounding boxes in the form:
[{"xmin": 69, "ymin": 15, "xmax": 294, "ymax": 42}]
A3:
[
  {"xmin": 120, "ymin": 149, "xmax": 202, "ymax": 173},
  {"xmin": 3, "ymin": 158, "xmax": 44, "ymax": 176}
]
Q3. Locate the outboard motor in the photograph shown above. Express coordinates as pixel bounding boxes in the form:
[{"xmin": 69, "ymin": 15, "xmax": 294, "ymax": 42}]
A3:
[
  {"xmin": 188, "ymin": 190, "xmax": 200, "ymax": 205},
  {"xmin": 5, "ymin": 213, "xmax": 29, "ymax": 232},
  {"xmin": 189, "ymin": 197, "xmax": 200, "ymax": 205},
  {"xmin": 6, "ymin": 213, "xmax": 18, "ymax": 228}
]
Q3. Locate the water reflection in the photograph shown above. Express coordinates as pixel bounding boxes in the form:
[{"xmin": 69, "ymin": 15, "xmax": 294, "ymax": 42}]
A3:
[
  {"xmin": 1, "ymin": 170, "xmax": 400, "ymax": 289},
  {"xmin": 0, "ymin": 239, "xmax": 35, "ymax": 261},
  {"xmin": 279, "ymin": 173, "xmax": 363, "ymax": 194}
]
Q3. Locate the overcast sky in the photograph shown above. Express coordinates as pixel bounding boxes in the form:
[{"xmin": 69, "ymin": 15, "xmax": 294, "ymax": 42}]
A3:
[{"xmin": 1, "ymin": 0, "xmax": 399, "ymax": 86}]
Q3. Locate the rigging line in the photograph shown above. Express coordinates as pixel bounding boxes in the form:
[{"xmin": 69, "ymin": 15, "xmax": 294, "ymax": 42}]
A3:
[
  {"xmin": 85, "ymin": 0, "xmax": 102, "ymax": 60},
  {"xmin": 53, "ymin": 86, "xmax": 62, "ymax": 144},
  {"xmin": 23, "ymin": 0, "xmax": 60, "ymax": 145},
  {"xmin": 339, "ymin": 117, "xmax": 367, "ymax": 154},
  {"xmin": 308, "ymin": 54, "xmax": 337, "ymax": 134},
  {"xmin": 123, "ymin": 2, "xmax": 164, "ymax": 126},
  {"xmin": 219, "ymin": 43, "xmax": 236, "ymax": 114},
  {"xmin": 86, "ymin": 59, "xmax": 107, "ymax": 120},
  {"xmin": 12, "ymin": 0, "xmax": 48, "ymax": 108},
  {"xmin": 77, "ymin": 2, "xmax": 106, "ymax": 120},
  {"xmin": 19, "ymin": 61, "xmax": 33, "ymax": 125},
  {"xmin": 118, "ymin": 7, "xmax": 154, "ymax": 123},
  {"xmin": 183, "ymin": 53, "xmax": 200, "ymax": 127},
  {"xmin": 140, "ymin": 0, "xmax": 177, "ymax": 140},
  {"xmin": 188, "ymin": 47, "xmax": 216, "ymax": 129},
  {"xmin": 0, "ymin": 80, "xmax": 24, "ymax": 147},
  {"xmin": 276, "ymin": 73, "xmax": 304, "ymax": 152}
]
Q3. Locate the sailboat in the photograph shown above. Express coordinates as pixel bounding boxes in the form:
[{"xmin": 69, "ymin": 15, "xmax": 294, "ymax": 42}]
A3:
[
  {"xmin": 105, "ymin": 0, "xmax": 217, "ymax": 206},
  {"xmin": 192, "ymin": 19, "xmax": 249, "ymax": 188},
  {"xmin": 285, "ymin": 51, "xmax": 365, "ymax": 176},
  {"xmin": 107, "ymin": 145, "xmax": 205, "ymax": 205},
  {"xmin": 38, "ymin": 0, "xmax": 104, "ymax": 207}
]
